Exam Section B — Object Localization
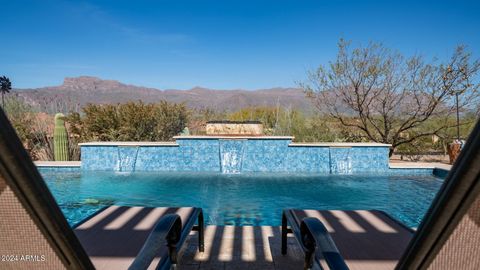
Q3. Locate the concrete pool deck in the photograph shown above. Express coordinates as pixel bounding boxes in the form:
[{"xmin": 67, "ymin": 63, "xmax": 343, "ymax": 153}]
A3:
[
  {"xmin": 178, "ymin": 225, "xmax": 304, "ymax": 270},
  {"xmin": 177, "ymin": 209, "xmax": 414, "ymax": 269},
  {"xmin": 76, "ymin": 223, "xmax": 410, "ymax": 270},
  {"xmin": 75, "ymin": 223, "xmax": 411, "ymax": 270},
  {"xmin": 388, "ymin": 161, "xmax": 452, "ymax": 170}
]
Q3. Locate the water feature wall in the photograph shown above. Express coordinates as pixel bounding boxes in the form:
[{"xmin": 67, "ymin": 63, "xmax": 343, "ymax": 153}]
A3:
[{"xmin": 80, "ymin": 137, "xmax": 391, "ymax": 173}]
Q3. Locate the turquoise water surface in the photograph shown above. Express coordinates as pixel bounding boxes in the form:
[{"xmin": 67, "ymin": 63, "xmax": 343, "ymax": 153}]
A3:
[{"xmin": 39, "ymin": 170, "xmax": 443, "ymax": 228}]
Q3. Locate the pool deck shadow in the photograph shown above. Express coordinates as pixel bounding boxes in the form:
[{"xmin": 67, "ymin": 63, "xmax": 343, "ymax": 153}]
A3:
[
  {"xmin": 180, "ymin": 210, "xmax": 413, "ymax": 269},
  {"xmin": 73, "ymin": 207, "xmax": 414, "ymax": 269},
  {"xmin": 179, "ymin": 225, "xmax": 304, "ymax": 270}
]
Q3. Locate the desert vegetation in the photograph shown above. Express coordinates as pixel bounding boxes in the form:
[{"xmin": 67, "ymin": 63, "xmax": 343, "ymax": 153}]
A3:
[
  {"xmin": 1, "ymin": 94, "xmax": 476, "ymax": 161},
  {"xmin": 1, "ymin": 40, "xmax": 478, "ymax": 161},
  {"xmin": 302, "ymin": 40, "xmax": 480, "ymax": 155},
  {"xmin": 65, "ymin": 102, "xmax": 188, "ymax": 142},
  {"xmin": 2, "ymin": 96, "xmax": 188, "ymax": 161}
]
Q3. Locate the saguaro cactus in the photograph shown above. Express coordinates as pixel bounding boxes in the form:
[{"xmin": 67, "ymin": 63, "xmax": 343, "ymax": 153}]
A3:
[{"xmin": 54, "ymin": 113, "xmax": 69, "ymax": 161}]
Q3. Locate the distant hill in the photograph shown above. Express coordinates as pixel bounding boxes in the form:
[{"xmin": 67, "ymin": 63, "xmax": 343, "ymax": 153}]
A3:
[{"xmin": 13, "ymin": 76, "xmax": 314, "ymax": 113}]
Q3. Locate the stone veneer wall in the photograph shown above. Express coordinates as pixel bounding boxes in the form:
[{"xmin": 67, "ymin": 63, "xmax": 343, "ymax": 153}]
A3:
[{"xmin": 80, "ymin": 137, "xmax": 390, "ymax": 173}]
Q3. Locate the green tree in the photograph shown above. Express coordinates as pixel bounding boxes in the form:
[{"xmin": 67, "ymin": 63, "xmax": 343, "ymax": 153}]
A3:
[{"xmin": 0, "ymin": 76, "xmax": 12, "ymax": 108}]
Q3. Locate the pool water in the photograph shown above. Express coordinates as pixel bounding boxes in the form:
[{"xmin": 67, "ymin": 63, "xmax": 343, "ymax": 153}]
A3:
[{"xmin": 40, "ymin": 170, "xmax": 443, "ymax": 228}]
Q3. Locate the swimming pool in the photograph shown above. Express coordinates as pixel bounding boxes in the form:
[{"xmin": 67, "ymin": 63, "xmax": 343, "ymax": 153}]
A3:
[{"xmin": 39, "ymin": 169, "xmax": 443, "ymax": 228}]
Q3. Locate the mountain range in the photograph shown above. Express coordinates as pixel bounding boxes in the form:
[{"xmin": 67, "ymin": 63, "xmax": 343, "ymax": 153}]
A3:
[{"xmin": 13, "ymin": 76, "xmax": 315, "ymax": 113}]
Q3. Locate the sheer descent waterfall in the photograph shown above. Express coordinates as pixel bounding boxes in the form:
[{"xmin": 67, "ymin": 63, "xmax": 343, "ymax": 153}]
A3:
[
  {"xmin": 116, "ymin": 146, "xmax": 139, "ymax": 172},
  {"xmin": 219, "ymin": 140, "xmax": 245, "ymax": 174},
  {"xmin": 330, "ymin": 148, "xmax": 353, "ymax": 174}
]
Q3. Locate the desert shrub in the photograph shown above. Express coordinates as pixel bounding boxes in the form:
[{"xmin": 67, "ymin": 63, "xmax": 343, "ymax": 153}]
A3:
[
  {"xmin": 228, "ymin": 106, "xmax": 279, "ymax": 130},
  {"xmin": 29, "ymin": 118, "xmax": 55, "ymax": 161},
  {"xmin": 188, "ymin": 107, "xmax": 227, "ymax": 135},
  {"xmin": 395, "ymin": 136, "xmax": 433, "ymax": 161},
  {"xmin": 2, "ymin": 95, "xmax": 55, "ymax": 160},
  {"xmin": 3, "ymin": 95, "xmax": 34, "ymax": 143},
  {"xmin": 294, "ymin": 117, "xmax": 338, "ymax": 142},
  {"xmin": 67, "ymin": 101, "xmax": 188, "ymax": 141},
  {"xmin": 226, "ymin": 106, "xmax": 344, "ymax": 142}
]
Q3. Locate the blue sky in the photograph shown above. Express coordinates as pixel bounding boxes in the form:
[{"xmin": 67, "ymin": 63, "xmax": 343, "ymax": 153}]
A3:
[{"xmin": 2, "ymin": 0, "xmax": 479, "ymax": 90}]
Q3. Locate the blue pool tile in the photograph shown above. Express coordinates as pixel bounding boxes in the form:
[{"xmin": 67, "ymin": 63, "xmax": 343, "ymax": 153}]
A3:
[{"xmin": 81, "ymin": 139, "xmax": 393, "ymax": 173}]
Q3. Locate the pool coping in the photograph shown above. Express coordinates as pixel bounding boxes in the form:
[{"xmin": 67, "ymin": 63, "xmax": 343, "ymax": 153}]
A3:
[
  {"xmin": 34, "ymin": 161, "xmax": 451, "ymax": 169},
  {"xmin": 389, "ymin": 162, "xmax": 452, "ymax": 170},
  {"xmin": 289, "ymin": 142, "xmax": 391, "ymax": 147},
  {"xmin": 35, "ymin": 160, "xmax": 452, "ymax": 172},
  {"xmin": 78, "ymin": 142, "xmax": 179, "ymax": 146},
  {"xmin": 78, "ymin": 140, "xmax": 391, "ymax": 147},
  {"xmin": 35, "ymin": 161, "xmax": 81, "ymax": 167},
  {"xmin": 173, "ymin": 135, "xmax": 295, "ymax": 140}
]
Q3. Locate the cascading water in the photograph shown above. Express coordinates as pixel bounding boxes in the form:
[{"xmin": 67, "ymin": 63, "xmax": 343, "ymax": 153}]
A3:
[
  {"xmin": 219, "ymin": 140, "xmax": 245, "ymax": 174},
  {"xmin": 116, "ymin": 146, "xmax": 139, "ymax": 172},
  {"xmin": 330, "ymin": 148, "xmax": 353, "ymax": 174}
]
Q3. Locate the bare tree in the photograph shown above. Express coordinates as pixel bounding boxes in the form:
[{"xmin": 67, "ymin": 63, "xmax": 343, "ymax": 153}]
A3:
[{"xmin": 302, "ymin": 39, "xmax": 480, "ymax": 155}]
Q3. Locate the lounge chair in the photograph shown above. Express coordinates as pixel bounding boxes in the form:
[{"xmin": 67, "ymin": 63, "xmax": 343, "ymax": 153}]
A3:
[
  {"xmin": 0, "ymin": 108, "xmax": 204, "ymax": 270},
  {"xmin": 282, "ymin": 119, "xmax": 480, "ymax": 270},
  {"xmin": 282, "ymin": 209, "xmax": 413, "ymax": 269},
  {"xmin": 74, "ymin": 206, "xmax": 204, "ymax": 270}
]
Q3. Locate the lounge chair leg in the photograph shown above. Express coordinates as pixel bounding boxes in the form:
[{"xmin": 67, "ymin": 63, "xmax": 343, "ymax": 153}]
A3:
[
  {"xmin": 198, "ymin": 210, "xmax": 205, "ymax": 252},
  {"xmin": 169, "ymin": 245, "xmax": 178, "ymax": 265},
  {"xmin": 304, "ymin": 250, "xmax": 314, "ymax": 270},
  {"xmin": 282, "ymin": 212, "xmax": 288, "ymax": 255}
]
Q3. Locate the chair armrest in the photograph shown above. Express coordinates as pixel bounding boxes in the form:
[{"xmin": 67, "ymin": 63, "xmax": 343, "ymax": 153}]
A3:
[
  {"xmin": 301, "ymin": 217, "xmax": 350, "ymax": 270},
  {"xmin": 129, "ymin": 214, "xmax": 182, "ymax": 270}
]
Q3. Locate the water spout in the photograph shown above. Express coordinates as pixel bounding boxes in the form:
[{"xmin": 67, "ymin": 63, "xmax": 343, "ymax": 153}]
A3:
[
  {"xmin": 116, "ymin": 146, "xmax": 139, "ymax": 172},
  {"xmin": 330, "ymin": 148, "xmax": 353, "ymax": 174},
  {"xmin": 219, "ymin": 140, "xmax": 245, "ymax": 174}
]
